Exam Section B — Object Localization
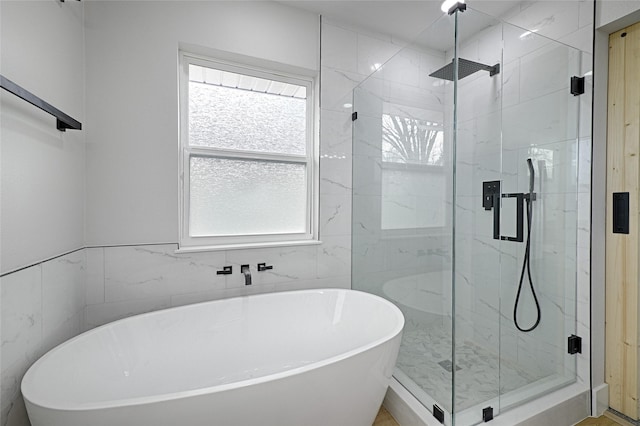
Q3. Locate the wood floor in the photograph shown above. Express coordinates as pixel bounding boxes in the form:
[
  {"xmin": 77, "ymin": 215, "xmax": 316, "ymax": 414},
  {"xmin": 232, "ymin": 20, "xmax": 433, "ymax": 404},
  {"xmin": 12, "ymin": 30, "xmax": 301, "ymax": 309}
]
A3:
[
  {"xmin": 373, "ymin": 406, "xmax": 400, "ymax": 426},
  {"xmin": 576, "ymin": 411, "xmax": 636, "ymax": 426},
  {"xmin": 576, "ymin": 415, "xmax": 624, "ymax": 426},
  {"xmin": 372, "ymin": 407, "xmax": 631, "ymax": 426}
]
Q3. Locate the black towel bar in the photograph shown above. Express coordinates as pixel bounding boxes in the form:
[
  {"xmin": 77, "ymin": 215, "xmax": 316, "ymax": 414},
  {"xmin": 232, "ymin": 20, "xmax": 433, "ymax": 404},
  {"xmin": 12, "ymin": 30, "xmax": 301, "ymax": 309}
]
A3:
[{"xmin": 0, "ymin": 74, "xmax": 82, "ymax": 131}]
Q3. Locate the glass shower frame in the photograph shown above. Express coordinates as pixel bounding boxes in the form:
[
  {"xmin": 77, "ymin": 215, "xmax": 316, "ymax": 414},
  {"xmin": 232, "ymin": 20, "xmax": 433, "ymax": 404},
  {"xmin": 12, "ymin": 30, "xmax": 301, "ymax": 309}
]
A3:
[{"xmin": 351, "ymin": 6, "xmax": 583, "ymax": 426}]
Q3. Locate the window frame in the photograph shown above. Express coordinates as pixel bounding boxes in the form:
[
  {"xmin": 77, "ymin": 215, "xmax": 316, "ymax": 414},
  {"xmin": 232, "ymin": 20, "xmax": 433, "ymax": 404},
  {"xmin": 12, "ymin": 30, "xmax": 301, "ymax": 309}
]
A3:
[{"xmin": 178, "ymin": 52, "xmax": 318, "ymax": 250}]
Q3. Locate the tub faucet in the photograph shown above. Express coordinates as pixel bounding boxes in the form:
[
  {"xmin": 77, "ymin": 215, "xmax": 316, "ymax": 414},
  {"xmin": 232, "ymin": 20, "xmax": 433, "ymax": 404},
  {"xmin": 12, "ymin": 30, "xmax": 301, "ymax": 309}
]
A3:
[{"xmin": 241, "ymin": 264, "xmax": 252, "ymax": 285}]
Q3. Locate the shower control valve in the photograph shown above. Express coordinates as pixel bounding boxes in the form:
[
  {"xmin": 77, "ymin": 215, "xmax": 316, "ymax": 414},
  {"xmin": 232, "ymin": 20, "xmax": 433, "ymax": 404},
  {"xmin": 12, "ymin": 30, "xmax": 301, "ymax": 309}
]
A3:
[{"xmin": 482, "ymin": 181, "xmax": 501, "ymax": 210}]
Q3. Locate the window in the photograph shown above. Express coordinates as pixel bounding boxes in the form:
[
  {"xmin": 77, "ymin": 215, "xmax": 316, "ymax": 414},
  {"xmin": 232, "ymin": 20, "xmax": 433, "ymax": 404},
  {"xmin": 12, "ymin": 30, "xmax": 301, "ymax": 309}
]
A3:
[
  {"xmin": 380, "ymin": 103, "xmax": 446, "ymax": 231},
  {"xmin": 179, "ymin": 53, "xmax": 317, "ymax": 249}
]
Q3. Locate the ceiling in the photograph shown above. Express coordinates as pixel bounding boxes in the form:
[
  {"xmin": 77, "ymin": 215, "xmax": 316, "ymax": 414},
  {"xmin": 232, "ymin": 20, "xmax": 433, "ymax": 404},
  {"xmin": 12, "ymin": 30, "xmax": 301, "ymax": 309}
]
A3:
[
  {"xmin": 278, "ymin": 1, "xmax": 522, "ymax": 43},
  {"xmin": 279, "ymin": 1, "xmax": 443, "ymax": 42}
]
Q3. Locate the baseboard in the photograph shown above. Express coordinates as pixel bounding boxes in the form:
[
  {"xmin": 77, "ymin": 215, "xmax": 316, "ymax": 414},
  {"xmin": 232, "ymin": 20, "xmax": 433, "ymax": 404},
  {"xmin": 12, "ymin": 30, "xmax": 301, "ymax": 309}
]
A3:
[
  {"xmin": 511, "ymin": 388, "xmax": 589, "ymax": 426},
  {"xmin": 383, "ymin": 378, "xmax": 440, "ymax": 426},
  {"xmin": 592, "ymin": 383, "xmax": 608, "ymax": 417},
  {"xmin": 383, "ymin": 379, "xmax": 590, "ymax": 426}
]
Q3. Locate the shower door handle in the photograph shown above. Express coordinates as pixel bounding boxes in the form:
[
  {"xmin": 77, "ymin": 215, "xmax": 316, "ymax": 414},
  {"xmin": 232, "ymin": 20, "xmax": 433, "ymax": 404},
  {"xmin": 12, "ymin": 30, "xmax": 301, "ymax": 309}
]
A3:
[
  {"xmin": 492, "ymin": 193, "xmax": 501, "ymax": 240},
  {"xmin": 499, "ymin": 193, "xmax": 524, "ymax": 243},
  {"xmin": 490, "ymin": 193, "xmax": 524, "ymax": 242}
]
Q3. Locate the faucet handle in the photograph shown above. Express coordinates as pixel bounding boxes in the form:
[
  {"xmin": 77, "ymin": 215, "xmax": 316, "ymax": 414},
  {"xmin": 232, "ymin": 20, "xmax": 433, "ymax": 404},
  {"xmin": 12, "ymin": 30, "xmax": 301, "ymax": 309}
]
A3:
[
  {"xmin": 216, "ymin": 266, "xmax": 233, "ymax": 275},
  {"xmin": 257, "ymin": 263, "xmax": 273, "ymax": 272}
]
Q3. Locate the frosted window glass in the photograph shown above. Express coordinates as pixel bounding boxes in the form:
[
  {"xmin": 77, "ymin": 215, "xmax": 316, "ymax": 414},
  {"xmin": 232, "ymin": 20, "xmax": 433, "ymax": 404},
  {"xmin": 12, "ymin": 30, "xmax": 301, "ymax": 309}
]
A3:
[
  {"xmin": 189, "ymin": 157, "xmax": 307, "ymax": 236},
  {"xmin": 188, "ymin": 81, "xmax": 307, "ymax": 155}
]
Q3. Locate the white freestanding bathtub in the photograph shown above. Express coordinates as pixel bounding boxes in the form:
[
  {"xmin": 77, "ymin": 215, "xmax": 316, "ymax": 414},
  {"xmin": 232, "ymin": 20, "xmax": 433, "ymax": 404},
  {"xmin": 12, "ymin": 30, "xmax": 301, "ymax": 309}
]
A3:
[{"xmin": 22, "ymin": 289, "xmax": 404, "ymax": 426}]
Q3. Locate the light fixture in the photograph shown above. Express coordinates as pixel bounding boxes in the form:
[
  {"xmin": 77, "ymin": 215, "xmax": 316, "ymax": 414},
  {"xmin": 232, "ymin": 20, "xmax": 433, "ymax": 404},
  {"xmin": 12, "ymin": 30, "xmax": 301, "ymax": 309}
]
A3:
[
  {"xmin": 519, "ymin": 29, "xmax": 539, "ymax": 39},
  {"xmin": 343, "ymin": 103, "xmax": 353, "ymax": 108},
  {"xmin": 371, "ymin": 63, "xmax": 382, "ymax": 71},
  {"xmin": 441, "ymin": 0, "xmax": 464, "ymax": 13}
]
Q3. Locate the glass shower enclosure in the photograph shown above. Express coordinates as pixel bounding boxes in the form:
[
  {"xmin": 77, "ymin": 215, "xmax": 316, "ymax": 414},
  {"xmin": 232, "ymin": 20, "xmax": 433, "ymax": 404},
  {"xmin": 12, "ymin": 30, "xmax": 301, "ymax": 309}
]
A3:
[{"xmin": 352, "ymin": 5, "xmax": 582, "ymax": 426}]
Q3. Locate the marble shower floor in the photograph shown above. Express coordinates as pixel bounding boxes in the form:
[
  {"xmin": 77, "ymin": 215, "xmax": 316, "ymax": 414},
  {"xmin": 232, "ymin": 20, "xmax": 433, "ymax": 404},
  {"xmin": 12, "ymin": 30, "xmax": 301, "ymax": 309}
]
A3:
[{"xmin": 396, "ymin": 323, "xmax": 550, "ymax": 413}]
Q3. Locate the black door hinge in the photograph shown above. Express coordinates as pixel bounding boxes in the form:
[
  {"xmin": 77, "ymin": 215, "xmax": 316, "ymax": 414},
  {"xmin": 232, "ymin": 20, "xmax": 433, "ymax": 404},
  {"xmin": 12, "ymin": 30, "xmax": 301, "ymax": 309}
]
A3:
[
  {"xmin": 483, "ymin": 406, "xmax": 494, "ymax": 422},
  {"xmin": 433, "ymin": 404, "xmax": 445, "ymax": 424},
  {"xmin": 352, "ymin": 111, "xmax": 358, "ymax": 121},
  {"xmin": 568, "ymin": 334, "xmax": 582, "ymax": 354},
  {"xmin": 571, "ymin": 76, "xmax": 585, "ymax": 96}
]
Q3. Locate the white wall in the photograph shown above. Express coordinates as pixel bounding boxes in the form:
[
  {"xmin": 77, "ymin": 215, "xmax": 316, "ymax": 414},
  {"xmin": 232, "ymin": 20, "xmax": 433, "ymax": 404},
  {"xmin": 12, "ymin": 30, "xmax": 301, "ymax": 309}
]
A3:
[
  {"xmin": 84, "ymin": 1, "xmax": 319, "ymax": 245},
  {"xmin": 0, "ymin": 0, "xmax": 85, "ymax": 274},
  {"xmin": 596, "ymin": 0, "xmax": 640, "ymax": 30}
]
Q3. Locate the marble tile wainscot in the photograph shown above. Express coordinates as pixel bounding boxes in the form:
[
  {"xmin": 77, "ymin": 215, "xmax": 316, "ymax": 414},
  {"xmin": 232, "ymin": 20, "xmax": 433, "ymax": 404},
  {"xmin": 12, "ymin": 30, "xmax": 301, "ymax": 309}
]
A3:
[{"xmin": 1, "ymin": 250, "xmax": 86, "ymax": 426}]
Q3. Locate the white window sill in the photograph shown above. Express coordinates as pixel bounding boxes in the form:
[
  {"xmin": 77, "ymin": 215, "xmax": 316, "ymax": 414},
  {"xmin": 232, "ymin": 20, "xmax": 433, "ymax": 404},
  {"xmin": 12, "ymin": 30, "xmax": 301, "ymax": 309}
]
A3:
[{"xmin": 175, "ymin": 239, "xmax": 323, "ymax": 253}]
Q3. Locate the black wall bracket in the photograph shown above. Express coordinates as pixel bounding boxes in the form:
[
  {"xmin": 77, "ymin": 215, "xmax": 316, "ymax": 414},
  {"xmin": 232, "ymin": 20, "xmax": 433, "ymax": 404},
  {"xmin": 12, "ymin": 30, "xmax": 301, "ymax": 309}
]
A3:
[
  {"xmin": 1, "ymin": 74, "xmax": 82, "ymax": 131},
  {"xmin": 351, "ymin": 111, "xmax": 358, "ymax": 121}
]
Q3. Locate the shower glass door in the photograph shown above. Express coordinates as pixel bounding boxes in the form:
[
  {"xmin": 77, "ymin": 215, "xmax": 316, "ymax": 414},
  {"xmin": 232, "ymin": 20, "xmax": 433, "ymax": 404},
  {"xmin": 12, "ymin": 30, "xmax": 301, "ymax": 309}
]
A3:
[
  {"xmin": 452, "ymin": 7, "xmax": 582, "ymax": 426},
  {"xmin": 498, "ymin": 11, "xmax": 582, "ymax": 414}
]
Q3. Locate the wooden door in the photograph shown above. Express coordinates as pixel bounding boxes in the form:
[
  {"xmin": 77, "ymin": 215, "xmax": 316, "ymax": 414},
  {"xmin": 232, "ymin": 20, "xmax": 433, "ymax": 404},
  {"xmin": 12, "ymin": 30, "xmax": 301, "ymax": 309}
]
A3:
[{"xmin": 606, "ymin": 21, "xmax": 640, "ymax": 420}]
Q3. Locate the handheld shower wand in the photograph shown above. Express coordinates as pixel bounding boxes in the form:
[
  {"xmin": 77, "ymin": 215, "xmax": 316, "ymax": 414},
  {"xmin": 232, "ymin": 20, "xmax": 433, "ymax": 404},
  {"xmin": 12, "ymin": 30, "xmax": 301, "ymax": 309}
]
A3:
[{"xmin": 513, "ymin": 158, "xmax": 541, "ymax": 332}]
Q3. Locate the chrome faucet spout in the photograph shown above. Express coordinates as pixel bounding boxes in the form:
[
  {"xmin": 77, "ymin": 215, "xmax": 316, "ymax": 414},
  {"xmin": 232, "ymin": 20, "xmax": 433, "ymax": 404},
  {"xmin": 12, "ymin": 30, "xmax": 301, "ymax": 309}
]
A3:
[{"xmin": 241, "ymin": 265, "xmax": 252, "ymax": 285}]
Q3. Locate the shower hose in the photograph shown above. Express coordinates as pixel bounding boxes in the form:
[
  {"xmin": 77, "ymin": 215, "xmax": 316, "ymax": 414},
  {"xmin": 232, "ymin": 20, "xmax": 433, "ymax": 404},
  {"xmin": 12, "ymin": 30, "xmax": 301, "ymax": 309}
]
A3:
[{"xmin": 513, "ymin": 158, "xmax": 541, "ymax": 332}]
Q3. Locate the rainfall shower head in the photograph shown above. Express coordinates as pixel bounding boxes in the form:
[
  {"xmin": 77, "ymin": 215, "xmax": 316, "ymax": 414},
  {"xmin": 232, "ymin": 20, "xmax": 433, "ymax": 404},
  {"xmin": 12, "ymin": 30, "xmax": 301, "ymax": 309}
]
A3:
[{"xmin": 429, "ymin": 58, "xmax": 500, "ymax": 81}]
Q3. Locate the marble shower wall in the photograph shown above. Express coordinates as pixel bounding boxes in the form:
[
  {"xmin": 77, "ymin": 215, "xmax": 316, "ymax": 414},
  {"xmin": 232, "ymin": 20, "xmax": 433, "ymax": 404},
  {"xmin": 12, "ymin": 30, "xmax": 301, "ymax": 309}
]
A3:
[{"xmin": 1, "ymin": 251, "xmax": 86, "ymax": 426}]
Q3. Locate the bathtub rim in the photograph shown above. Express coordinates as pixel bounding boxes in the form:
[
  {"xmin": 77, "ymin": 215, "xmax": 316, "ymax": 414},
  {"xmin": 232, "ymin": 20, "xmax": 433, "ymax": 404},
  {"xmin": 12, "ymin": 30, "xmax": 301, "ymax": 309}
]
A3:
[{"xmin": 22, "ymin": 288, "xmax": 404, "ymax": 412}]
